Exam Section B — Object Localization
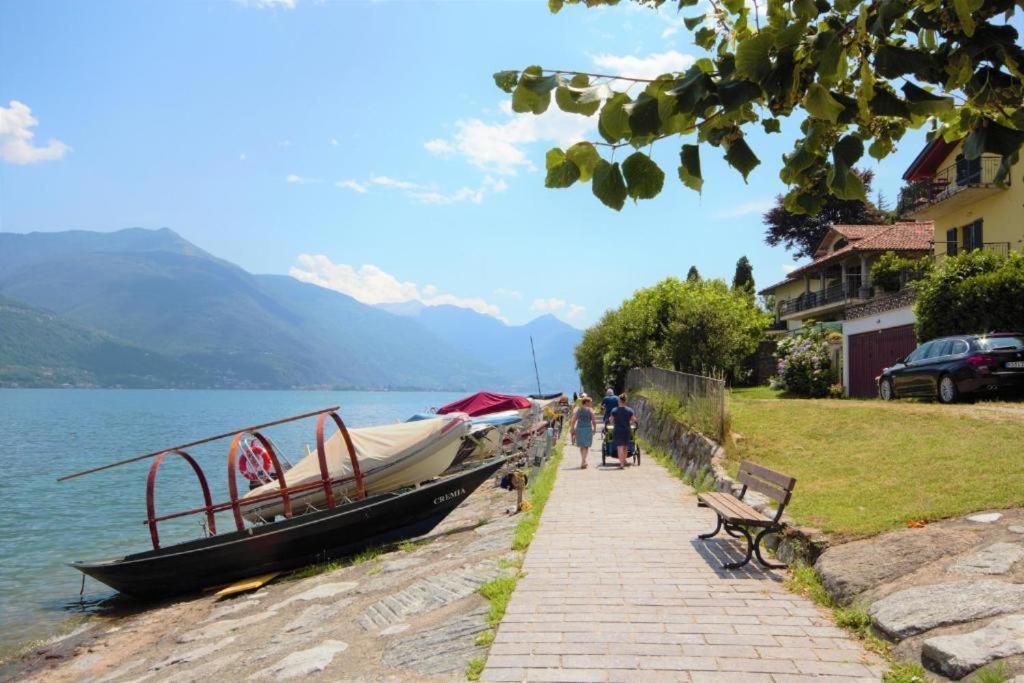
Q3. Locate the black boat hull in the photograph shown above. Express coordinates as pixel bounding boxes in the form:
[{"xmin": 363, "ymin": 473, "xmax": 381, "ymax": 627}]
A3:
[{"xmin": 73, "ymin": 458, "xmax": 507, "ymax": 598}]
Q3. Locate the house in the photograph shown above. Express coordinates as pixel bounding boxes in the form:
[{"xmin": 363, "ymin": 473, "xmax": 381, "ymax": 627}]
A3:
[
  {"xmin": 760, "ymin": 222, "xmax": 934, "ymax": 331},
  {"xmin": 898, "ymin": 137, "xmax": 1024, "ymax": 257}
]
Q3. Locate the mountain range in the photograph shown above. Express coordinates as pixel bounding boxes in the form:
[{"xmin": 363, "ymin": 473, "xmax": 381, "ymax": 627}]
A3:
[{"xmin": 0, "ymin": 228, "xmax": 581, "ymax": 392}]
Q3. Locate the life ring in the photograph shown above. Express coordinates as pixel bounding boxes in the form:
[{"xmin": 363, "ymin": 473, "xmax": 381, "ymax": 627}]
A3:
[{"xmin": 239, "ymin": 440, "xmax": 272, "ymax": 481}]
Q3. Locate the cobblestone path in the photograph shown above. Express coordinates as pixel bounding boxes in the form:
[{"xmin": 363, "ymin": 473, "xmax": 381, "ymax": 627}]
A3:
[{"xmin": 481, "ymin": 434, "xmax": 885, "ymax": 682}]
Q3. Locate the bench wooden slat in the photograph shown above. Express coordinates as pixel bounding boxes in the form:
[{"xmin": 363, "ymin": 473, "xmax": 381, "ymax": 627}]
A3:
[
  {"xmin": 737, "ymin": 473, "xmax": 791, "ymax": 505},
  {"xmin": 697, "ymin": 492, "xmax": 772, "ymax": 526},
  {"xmin": 738, "ymin": 461, "xmax": 796, "ymax": 490}
]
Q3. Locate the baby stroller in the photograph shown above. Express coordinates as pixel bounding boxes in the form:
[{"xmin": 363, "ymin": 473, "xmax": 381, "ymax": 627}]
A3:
[{"xmin": 601, "ymin": 423, "xmax": 641, "ymax": 467}]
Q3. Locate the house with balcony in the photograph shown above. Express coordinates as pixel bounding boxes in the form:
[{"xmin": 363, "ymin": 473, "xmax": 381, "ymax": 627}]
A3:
[
  {"xmin": 760, "ymin": 222, "xmax": 934, "ymax": 331},
  {"xmin": 898, "ymin": 138, "xmax": 1023, "ymax": 258}
]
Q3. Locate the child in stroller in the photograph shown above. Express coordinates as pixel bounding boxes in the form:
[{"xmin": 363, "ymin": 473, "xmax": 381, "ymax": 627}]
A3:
[{"xmin": 601, "ymin": 423, "xmax": 641, "ymax": 466}]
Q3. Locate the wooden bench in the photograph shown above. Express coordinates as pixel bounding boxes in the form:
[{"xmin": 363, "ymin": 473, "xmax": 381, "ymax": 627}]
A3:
[{"xmin": 696, "ymin": 461, "xmax": 796, "ymax": 570}]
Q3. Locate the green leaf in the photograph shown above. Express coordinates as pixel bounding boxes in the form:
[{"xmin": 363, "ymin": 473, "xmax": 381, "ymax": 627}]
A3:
[
  {"xmin": 592, "ymin": 160, "xmax": 627, "ymax": 211},
  {"xmin": 869, "ymin": 138, "xmax": 893, "ymax": 160},
  {"xmin": 598, "ymin": 93, "xmax": 631, "ymax": 143},
  {"xmin": 555, "ymin": 75, "xmax": 601, "ymax": 116},
  {"xmin": 829, "ymin": 167, "xmax": 866, "ymax": 201},
  {"xmin": 953, "ymin": 0, "xmax": 976, "ymax": 37},
  {"xmin": 793, "ymin": 0, "xmax": 818, "ymax": 21},
  {"xmin": 814, "ymin": 31, "xmax": 842, "ymax": 84},
  {"xmin": 963, "ymin": 120, "xmax": 1024, "ymax": 159},
  {"xmin": 512, "ymin": 66, "xmax": 552, "ymax": 115},
  {"xmin": 869, "ymin": 86, "xmax": 910, "ymax": 118},
  {"xmin": 678, "ymin": 144, "xmax": 703, "ymax": 193},
  {"xmin": 626, "ymin": 93, "xmax": 661, "ymax": 137},
  {"xmin": 684, "ymin": 14, "xmax": 705, "ymax": 30},
  {"xmin": 493, "ymin": 70, "xmax": 519, "ymax": 94},
  {"xmin": 874, "ymin": 45, "xmax": 936, "ymax": 80},
  {"xmin": 762, "ymin": 118, "xmax": 781, "ymax": 134},
  {"xmin": 566, "ymin": 142, "xmax": 601, "ymax": 182},
  {"xmin": 669, "ymin": 66, "xmax": 714, "ymax": 114},
  {"xmin": 622, "ymin": 152, "xmax": 665, "ymax": 200},
  {"xmin": 803, "ymin": 83, "xmax": 844, "ymax": 122},
  {"xmin": 544, "ymin": 148, "xmax": 580, "ymax": 188},
  {"xmin": 774, "ymin": 22, "xmax": 806, "ymax": 49},
  {"xmin": 735, "ymin": 31, "xmax": 774, "ymax": 82},
  {"xmin": 832, "ymin": 134, "xmax": 864, "ymax": 177},
  {"xmin": 901, "ymin": 82, "xmax": 954, "ymax": 116},
  {"xmin": 869, "ymin": 0, "xmax": 907, "ymax": 38},
  {"xmin": 718, "ymin": 80, "xmax": 762, "ymax": 111},
  {"xmin": 694, "ymin": 26, "xmax": 717, "ymax": 49},
  {"xmin": 722, "ymin": 0, "xmax": 744, "ymax": 12},
  {"xmin": 522, "ymin": 70, "xmax": 560, "ymax": 96},
  {"xmin": 724, "ymin": 137, "xmax": 760, "ymax": 181}
]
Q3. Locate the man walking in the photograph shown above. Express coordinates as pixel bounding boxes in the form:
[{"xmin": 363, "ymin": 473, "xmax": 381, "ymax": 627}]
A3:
[
  {"xmin": 600, "ymin": 388, "xmax": 618, "ymax": 426},
  {"xmin": 609, "ymin": 393, "xmax": 636, "ymax": 469}
]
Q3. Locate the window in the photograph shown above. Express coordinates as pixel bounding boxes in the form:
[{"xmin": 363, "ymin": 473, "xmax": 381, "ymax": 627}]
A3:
[
  {"xmin": 906, "ymin": 342, "xmax": 933, "ymax": 363},
  {"xmin": 927, "ymin": 340, "xmax": 954, "ymax": 358},
  {"xmin": 955, "ymin": 154, "xmax": 982, "ymax": 186},
  {"xmin": 952, "ymin": 340, "xmax": 969, "ymax": 355},
  {"xmin": 946, "ymin": 227, "xmax": 958, "ymax": 256},
  {"xmin": 978, "ymin": 336, "xmax": 1024, "ymax": 351},
  {"xmin": 963, "ymin": 220, "xmax": 984, "ymax": 252}
]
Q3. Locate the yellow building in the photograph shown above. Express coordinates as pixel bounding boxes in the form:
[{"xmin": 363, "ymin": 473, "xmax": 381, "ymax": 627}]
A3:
[{"xmin": 899, "ymin": 139, "xmax": 1024, "ymax": 256}]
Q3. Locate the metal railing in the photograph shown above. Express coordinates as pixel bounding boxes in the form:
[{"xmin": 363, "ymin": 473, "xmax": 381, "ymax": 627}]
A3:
[
  {"xmin": 932, "ymin": 241, "xmax": 1012, "ymax": 259},
  {"xmin": 626, "ymin": 367, "xmax": 725, "ymax": 442},
  {"xmin": 778, "ymin": 280, "xmax": 869, "ymax": 316},
  {"xmin": 898, "ymin": 155, "xmax": 1007, "ymax": 215}
]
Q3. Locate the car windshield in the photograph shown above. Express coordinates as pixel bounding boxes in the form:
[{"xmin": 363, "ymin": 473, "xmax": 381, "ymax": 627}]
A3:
[{"xmin": 978, "ymin": 336, "xmax": 1024, "ymax": 351}]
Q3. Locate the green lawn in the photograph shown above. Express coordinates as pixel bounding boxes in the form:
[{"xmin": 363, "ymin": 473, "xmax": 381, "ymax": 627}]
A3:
[{"xmin": 724, "ymin": 388, "xmax": 1024, "ymax": 539}]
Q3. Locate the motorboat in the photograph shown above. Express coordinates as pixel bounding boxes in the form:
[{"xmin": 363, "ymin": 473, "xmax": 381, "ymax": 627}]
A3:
[{"xmin": 436, "ymin": 391, "xmax": 532, "ymax": 418}]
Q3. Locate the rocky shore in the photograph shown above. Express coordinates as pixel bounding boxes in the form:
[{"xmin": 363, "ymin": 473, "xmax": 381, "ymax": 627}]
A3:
[{"xmin": 5, "ymin": 478, "xmax": 522, "ymax": 683}]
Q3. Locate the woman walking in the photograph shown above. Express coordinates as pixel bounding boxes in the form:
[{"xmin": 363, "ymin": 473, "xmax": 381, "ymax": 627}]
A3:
[
  {"xmin": 571, "ymin": 396, "xmax": 597, "ymax": 469},
  {"xmin": 609, "ymin": 393, "xmax": 636, "ymax": 469}
]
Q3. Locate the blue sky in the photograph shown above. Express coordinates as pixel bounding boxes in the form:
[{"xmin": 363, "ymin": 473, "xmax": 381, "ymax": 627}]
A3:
[{"xmin": 0, "ymin": 0, "xmax": 976, "ymax": 327}]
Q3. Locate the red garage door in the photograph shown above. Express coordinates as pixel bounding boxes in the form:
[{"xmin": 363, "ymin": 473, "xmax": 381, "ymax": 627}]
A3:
[{"xmin": 848, "ymin": 325, "xmax": 917, "ymax": 398}]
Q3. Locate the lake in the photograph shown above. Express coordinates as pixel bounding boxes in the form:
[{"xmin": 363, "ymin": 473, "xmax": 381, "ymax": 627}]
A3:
[{"xmin": 0, "ymin": 388, "xmax": 465, "ymax": 655}]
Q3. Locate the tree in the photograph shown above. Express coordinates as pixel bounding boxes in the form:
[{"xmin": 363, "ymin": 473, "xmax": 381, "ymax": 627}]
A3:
[
  {"xmin": 763, "ymin": 169, "xmax": 883, "ymax": 258},
  {"xmin": 686, "ymin": 265, "xmax": 701, "ymax": 282},
  {"xmin": 496, "ymin": 0, "xmax": 1024, "ymax": 214},
  {"xmin": 732, "ymin": 256, "xmax": 755, "ymax": 295},
  {"xmin": 573, "ymin": 276, "xmax": 770, "ymax": 392}
]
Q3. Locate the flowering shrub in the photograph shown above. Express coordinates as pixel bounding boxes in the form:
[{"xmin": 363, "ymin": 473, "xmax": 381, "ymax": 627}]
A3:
[{"xmin": 772, "ymin": 326, "xmax": 834, "ymax": 397}]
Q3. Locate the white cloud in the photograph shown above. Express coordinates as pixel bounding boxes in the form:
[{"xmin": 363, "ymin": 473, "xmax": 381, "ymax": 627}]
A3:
[
  {"xmin": 714, "ymin": 199, "xmax": 774, "ymax": 219},
  {"xmin": 782, "ymin": 264, "xmax": 799, "ymax": 274},
  {"xmin": 237, "ymin": 0, "xmax": 295, "ymax": 8},
  {"xmin": 591, "ymin": 50, "xmax": 695, "ymax": 81},
  {"xmin": 493, "ymin": 288, "xmax": 522, "ymax": 300},
  {"xmin": 336, "ymin": 179, "xmax": 368, "ymax": 193},
  {"xmin": 371, "ymin": 175, "xmax": 422, "ymax": 190},
  {"xmin": 0, "ymin": 100, "xmax": 70, "ymax": 165},
  {"xmin": 424, "ymin": 138, "xmax": 454, "ymax": 156},
  {"xmin": 290, "ymin": 255, "xmax": 504, "ymax": 318},
  {"xmin": 239, "ymin": 153, "xmax": 247, "ymax": 161},
  {"xmin": 566, "ymin": 304, "xmax": 586, "ymax": 320},
  {"xmin": 661, "ymin": 26, "xmax": 679, "ymax": 38},
  {"xmin": 286, "ymin": 174, "xmax": 320, "ymax": 184},
  {"xmin": 329, "ymin": 137, "xmax": 339, "ymax": 146},
  {"xmin": 530, "ymin": 298, "xmax": 567, "ymax": 313},
  {"xmin": 408, "ymin": 187, "xmax": 484, "ymax": 205},
  {"xmin": 428, "ymin": 101, "xmax": 596, "ymax": 176}
]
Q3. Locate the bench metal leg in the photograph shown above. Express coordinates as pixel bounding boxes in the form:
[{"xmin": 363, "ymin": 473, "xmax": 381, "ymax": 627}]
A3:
[
  {"xmin": 722, "ymin": 524, "xmax": 754, "ymax": 570},
  {"xmin": 724, "ymin": 525, "xmax": 745, "ymax": 539},
  {"xmin": 753, "ymin": 528, "xmax": 787, "ymax": 569},
  {"xmin": 698, "ymin": 515, "xmax": 722, "ymax": 540}
]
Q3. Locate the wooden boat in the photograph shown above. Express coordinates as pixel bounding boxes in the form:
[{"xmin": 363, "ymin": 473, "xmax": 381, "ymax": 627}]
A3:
[{"xmin": 61, "ymin": 407, "xmax": 507, "ymax": 598}]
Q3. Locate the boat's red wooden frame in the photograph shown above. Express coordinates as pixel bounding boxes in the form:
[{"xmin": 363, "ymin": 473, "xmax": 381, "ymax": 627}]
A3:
[{"xmin": 144, "ymin": 409, "xmax": 365, "ymax": 551}]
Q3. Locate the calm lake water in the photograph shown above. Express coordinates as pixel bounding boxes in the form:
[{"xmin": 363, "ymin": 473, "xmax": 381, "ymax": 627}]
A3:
[{"xmin": 0, "ymin": 389, "xmax": 464, "ymax": 654}]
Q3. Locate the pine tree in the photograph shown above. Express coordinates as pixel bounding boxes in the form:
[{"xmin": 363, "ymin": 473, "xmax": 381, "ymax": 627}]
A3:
[
  {"xmin": 686, "ymin": 266, "xmax": 701, "ymax": 283},
  {"xmin": 732, "ymin": 256, "xmax": 755, "ymax": 296}
]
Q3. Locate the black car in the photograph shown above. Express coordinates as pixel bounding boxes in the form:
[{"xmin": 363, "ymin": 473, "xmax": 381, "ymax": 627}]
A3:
[{"xmin": 877, "ymin": 333, "xmax": 1024, "ymax": 403}]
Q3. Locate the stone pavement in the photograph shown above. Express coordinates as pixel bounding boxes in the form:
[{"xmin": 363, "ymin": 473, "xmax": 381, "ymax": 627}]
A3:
[{"xmin": 481, "ymin": 435, "xmax": 886, "ymax": 683}]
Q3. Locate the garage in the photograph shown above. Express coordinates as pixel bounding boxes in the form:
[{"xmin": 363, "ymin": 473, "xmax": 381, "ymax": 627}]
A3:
[{"xmin": 847, "ymin": 324, "xmax": 917, "ymax": 398}]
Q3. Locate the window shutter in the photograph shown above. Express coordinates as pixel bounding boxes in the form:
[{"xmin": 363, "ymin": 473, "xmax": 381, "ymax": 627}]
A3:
[{"xmin": 946, "ymin": 227, "xmax": 958, "ymax": 256}]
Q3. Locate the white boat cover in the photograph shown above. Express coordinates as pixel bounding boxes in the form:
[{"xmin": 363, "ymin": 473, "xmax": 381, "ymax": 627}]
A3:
[{"xmin": 242, "ymin": 413, "xmax": 470, "ymax": 521}]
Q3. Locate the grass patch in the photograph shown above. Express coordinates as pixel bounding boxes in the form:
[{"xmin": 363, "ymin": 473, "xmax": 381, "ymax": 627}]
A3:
[
  {"xmin": 468, "ymin": 438, "xmax": 564, "ymax": 680},
  {"xmin": 284, "ymin": 540, "xmax": 401, "ymax": 581},
  {"xmin": 726, "ymin": 389, "xmax": 1024, "ymax": 538},
  {"xmin": 465, "ymin": 656, "xmax": 486, "ymax": 681},
  {"xmin": 640, "ymin": 437, "xmax": 716, "ymax": 493},
  {"xmin": 972, "ymin": 663, "xmax": 1008, "ymax": 683},
  {"xmin": 882, "ymin": 662, "xmax": 930, "ymax": 683},
  {"xmin": 398, "ymin": 538, "xmax": 433, "ymax": 553},
  {"xmin": 636, "ymin": 387, "xmax": 722, "ymax": 440}
]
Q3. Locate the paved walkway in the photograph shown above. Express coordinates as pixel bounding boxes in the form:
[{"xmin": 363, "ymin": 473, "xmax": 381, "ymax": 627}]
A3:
[{"xmin": 481, "ymin": 435, "xmax": 885, "ymax": 682}]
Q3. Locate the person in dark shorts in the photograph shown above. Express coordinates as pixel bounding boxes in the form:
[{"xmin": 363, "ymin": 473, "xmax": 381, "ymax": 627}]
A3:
[
  {"xmin": 608, "ymin": 393, "xmax": 636, "ymax": 469},
  {"xmin": 600, "ymin": 388, "xmax": 619, "ymax": 425}
]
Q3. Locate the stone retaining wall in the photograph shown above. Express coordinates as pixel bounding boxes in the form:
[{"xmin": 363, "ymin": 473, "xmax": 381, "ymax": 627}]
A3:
[{"xmin": 632, "ymin": 394, "xmax": 828, "ymax": 564}]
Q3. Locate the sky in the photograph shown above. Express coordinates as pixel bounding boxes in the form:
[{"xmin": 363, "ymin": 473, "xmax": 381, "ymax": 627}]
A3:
[{"xmin": 0, "ymin": 0, "xmax": 989, "ymax": 328}]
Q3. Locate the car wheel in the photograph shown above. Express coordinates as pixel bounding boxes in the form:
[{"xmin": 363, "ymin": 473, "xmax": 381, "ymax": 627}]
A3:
[
  {"xmin": 879, "ymin": 378, "xmax": 896, "ymax": 401},
  {"xmin": 938, "ymin": 375, "xmax": 960, "ymax": 404}
]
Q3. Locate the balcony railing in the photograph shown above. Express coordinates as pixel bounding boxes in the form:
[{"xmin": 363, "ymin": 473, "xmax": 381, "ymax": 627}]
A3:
[
  {"xmin": 933, "ymin": 241, "xmax": 1012, "ymax": 259},
  {"xmin": 778, "ymin": 280, "xmax": 870, "ymax": 316},
  {"xmin": 898, "ymin": 155, "xmax": 1007, "ymax": 215}
]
